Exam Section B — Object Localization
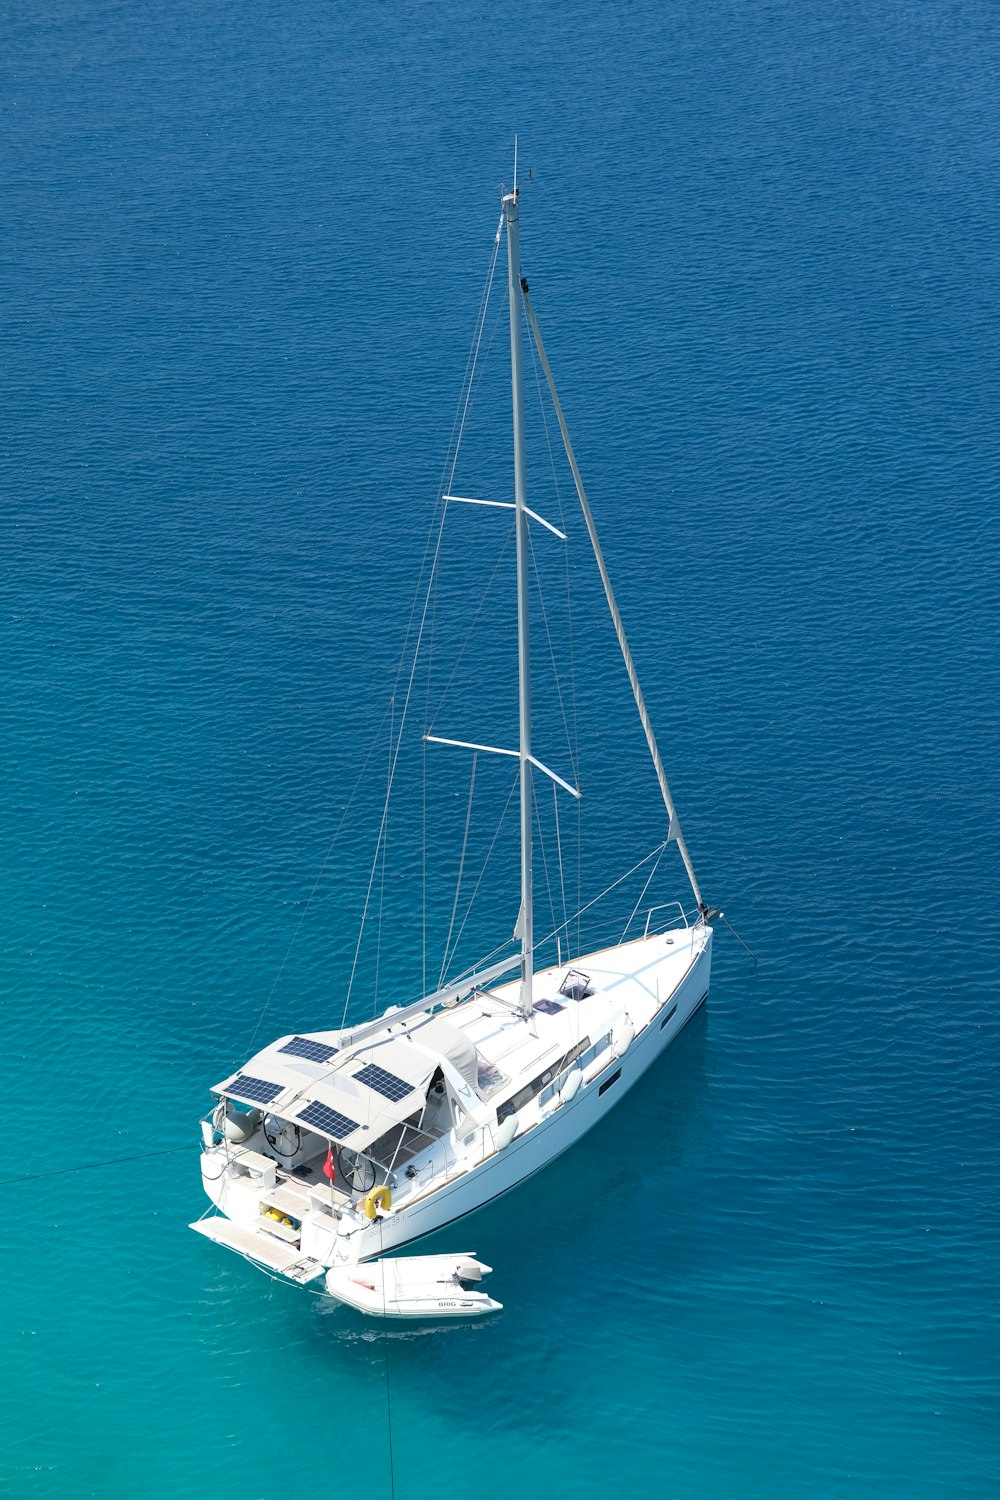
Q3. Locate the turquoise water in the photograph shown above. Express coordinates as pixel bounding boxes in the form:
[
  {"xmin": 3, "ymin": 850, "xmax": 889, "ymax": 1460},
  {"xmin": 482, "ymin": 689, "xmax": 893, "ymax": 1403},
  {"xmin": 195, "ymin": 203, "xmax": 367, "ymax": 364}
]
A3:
[{"xmin": 3, "ymin": 1, "xmax": 999, "ymax": 1496}]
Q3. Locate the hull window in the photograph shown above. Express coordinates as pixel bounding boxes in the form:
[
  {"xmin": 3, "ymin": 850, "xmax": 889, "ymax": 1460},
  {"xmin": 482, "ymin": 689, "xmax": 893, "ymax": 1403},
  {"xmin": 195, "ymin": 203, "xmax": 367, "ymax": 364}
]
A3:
[{"xmin": 496, "ymin": 1036, "xmax": 593, "ymax": 1124}]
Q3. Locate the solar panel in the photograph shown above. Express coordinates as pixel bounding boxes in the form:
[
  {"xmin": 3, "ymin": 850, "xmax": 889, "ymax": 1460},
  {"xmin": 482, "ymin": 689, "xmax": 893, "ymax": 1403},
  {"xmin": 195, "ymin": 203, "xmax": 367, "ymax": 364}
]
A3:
[
  {"xmin": 298, "ymin": 1100, "xmax": 359, "ymax": 1140},
  {"xmin": 229, "ymin": 1073, "xmax": 282, "ymax": 1105},
  {"xmin": 278, "ymin": 1035, "xmax": 338, "ymax": 1064},
  {"xmin": 353, "ymin": 1062, "xmax": 414, "ymax": 1103}
]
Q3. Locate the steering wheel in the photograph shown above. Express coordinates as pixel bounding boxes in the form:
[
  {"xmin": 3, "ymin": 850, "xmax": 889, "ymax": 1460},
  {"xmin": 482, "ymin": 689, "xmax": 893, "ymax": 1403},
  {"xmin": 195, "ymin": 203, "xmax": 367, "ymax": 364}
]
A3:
[{"xmin": 335, "ymin": 1146, "xmax": 377, "ymax": 1193}]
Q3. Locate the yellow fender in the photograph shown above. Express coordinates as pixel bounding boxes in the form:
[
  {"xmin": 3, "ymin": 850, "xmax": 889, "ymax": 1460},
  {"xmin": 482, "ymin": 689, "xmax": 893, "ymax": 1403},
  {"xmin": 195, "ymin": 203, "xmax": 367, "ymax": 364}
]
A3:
[{"xmin": 363, "ymin": 1184, "xmax": 392, "ymax": 1221}]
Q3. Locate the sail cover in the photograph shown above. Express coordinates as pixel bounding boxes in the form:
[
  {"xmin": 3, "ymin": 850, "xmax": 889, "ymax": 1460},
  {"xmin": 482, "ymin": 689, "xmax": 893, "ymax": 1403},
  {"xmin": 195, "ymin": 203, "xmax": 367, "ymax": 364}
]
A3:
[{"xmin": 414, "ymin": 1016, "xmax": 480, "ymax": 1089}]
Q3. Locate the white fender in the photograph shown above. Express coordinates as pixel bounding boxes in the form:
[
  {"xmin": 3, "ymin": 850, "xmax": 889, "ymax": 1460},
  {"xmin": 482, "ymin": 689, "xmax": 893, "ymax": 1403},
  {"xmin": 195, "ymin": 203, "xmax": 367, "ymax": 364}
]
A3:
[
  {"xmin": 612, "ymin": 1018, "xmax": 635, "ymax": 1059},
  {"xmin": 220, "ymin": 1104, "xmax": 262, "ymax": 1144},
  {"xmin": 559, "ymin": 1068, "xmax": 582, "ymax": 1104},
  {"xmin": 494, "ymin": 1114, "xmax": 519, "ymax": 1151}
]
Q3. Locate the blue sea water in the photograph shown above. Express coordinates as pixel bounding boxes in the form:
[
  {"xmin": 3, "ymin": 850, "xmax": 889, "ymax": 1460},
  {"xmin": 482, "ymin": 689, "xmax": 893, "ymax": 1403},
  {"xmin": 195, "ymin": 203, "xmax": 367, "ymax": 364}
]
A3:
[{"xmin": 2, "ymin": 0, "xmax": 999, "ymax": 1495}]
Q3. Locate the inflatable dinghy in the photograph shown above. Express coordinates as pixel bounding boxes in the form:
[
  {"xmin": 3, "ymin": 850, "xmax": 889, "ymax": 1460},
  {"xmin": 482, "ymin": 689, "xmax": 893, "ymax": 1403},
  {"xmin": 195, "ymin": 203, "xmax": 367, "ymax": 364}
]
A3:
[{"xmin": 325, "ymin": 1254, "xmax": 501, "ymax": 1318}]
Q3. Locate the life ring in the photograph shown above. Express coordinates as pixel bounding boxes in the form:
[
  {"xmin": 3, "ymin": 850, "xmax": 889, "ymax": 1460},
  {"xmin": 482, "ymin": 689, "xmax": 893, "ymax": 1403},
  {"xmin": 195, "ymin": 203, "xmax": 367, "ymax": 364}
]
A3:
[{"xmin": 363, "ymin": 1184, "xmax": 392, "ymax": 1220}]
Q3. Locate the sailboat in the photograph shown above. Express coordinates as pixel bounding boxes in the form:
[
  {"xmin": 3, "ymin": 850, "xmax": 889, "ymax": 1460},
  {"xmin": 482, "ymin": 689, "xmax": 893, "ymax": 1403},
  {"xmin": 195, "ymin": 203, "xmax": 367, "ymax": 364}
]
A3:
[{"xmin": 191, "ymin": 180, "xmax": 717, "ymax": 1311}]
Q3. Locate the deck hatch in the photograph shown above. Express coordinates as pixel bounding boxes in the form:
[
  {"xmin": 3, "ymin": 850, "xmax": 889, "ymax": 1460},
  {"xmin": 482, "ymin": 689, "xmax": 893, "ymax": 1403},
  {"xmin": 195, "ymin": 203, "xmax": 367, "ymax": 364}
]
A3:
[
  {"xmin": 228, "ymin": 1074, "xmax": 282, "ymax": 1105},
  {"xmin": 279, "ymin": 1036, "xmax": 339, "ymax": 1064},
  {"xmin": 353, "ymin": 1063, "xmax": 414, "ymax": 1103},
  {"xmin": 298, "ymin": 1100, "xmax": 360, "ymax": 1140}
]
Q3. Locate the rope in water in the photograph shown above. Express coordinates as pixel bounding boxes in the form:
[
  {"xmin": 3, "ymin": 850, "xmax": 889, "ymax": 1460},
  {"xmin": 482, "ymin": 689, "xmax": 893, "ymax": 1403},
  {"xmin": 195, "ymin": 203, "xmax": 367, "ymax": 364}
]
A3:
[{"xmin": 0, "ymin": 1144, "xmax": 190, "ymax": 1190}]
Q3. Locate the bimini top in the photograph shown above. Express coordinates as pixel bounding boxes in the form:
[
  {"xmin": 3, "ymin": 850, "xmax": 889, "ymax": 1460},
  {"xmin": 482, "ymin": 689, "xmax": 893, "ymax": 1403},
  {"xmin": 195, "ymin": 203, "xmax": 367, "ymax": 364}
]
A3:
[{"xmin": 214, "ymin": 1026, "xmax": 442, "ymax": 1153}]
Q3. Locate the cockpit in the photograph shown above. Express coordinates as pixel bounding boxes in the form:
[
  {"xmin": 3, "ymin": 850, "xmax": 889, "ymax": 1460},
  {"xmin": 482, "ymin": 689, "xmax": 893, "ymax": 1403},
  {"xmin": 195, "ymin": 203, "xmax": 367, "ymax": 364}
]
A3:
[{"xmin": 205, "ymin": 1014, "xmax": 505, "ymax": 1209}]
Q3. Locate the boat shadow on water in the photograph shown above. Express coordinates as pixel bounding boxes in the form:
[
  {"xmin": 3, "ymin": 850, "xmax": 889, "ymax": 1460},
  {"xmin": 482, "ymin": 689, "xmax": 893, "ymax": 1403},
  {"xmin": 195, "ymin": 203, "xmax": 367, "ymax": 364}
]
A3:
[{"xmin": 308, "ymin": 1009, "xmax": 709, "ymax": 1350}]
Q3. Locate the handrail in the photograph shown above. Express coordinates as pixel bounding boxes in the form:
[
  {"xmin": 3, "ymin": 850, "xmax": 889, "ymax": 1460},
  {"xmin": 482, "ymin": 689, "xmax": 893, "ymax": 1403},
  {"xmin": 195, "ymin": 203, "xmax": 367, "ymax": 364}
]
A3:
[{"xmin": 643, "ymin": 902, "xmax": 691, "ymax": 939}]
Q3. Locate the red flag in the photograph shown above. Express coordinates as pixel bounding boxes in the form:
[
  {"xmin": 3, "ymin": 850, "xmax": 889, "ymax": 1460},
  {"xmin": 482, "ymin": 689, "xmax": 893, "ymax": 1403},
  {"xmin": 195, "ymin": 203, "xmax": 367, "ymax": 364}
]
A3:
[{"xmin": 322, "ymin": 1144, "xmax": 335, "ymax": 1182}]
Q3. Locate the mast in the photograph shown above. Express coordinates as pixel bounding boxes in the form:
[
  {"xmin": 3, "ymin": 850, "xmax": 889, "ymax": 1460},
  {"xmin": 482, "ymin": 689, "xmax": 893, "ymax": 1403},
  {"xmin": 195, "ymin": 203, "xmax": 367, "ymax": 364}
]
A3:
[{"xmin": 503, "ymin": 184, "xmax": 534, "ymax": 1019}]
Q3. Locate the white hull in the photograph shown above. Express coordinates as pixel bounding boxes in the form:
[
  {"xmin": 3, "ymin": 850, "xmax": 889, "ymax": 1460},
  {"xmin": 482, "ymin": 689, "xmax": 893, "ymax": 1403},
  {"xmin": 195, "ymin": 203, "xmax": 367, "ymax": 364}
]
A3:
[
  {"xmin": 347, "ymin": 939, "xmax": 709, "ymax": 1260},
  {"xmin": 325, "ymin": 1254, "xmax": 501, "ymax": 1318},
  {"xmin": 197, "ymin": 926, "xmax": 710, "ymax": 1279}
]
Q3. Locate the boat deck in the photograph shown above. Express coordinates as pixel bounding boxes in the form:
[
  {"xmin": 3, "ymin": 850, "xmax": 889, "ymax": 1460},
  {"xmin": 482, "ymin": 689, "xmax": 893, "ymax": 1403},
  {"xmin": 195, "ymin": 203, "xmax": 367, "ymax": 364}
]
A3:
[{"xmin": 451, "ymin": 927, "xmax": 699, "ymax": 1090}]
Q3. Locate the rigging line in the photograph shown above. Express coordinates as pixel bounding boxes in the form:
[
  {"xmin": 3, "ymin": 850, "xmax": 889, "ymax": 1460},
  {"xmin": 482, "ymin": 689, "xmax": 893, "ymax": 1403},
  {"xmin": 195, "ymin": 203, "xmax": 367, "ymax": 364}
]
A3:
[
  {"xmin": 533, "ymin": 780, "xmax": 558, "ymax": 953},
  {"xmin": 389, "ymin": 214, "xmax": 504, "ymax": 725},
  {"xmin": 422, "ymin": 548, "xmax": 435, "ymax": 1001},
  {"xmin": 444, "ymin": 767, "xmax": 519, "ymax": 972},
  {"xmin": 429, "ymin": 295, "xmax": 508, "ymax": 680},
  {"xmin": 426, "ymin": 520, "xmax": 515, "ymax": 730},
  {"xmin": 391, "ymin": 494, "xmax": 445, "ymax": 722},
  {"xmin": 423, "ymin": 535, "xmax": 440, "ymax": 919},
  {"xmin": 425, "ymin": 265, "xmax": 508, "ymax": 728},
  {"xmin": 536, "ymin": 840, "xmax": 669, "ymax": 949},
  {"xmin": 563, "ymin": 442, "xmax": 582, "ymax": 950},
  {"xmin": 345, "ymin": 544, "xmax": 442, "ymax": 1027},
  {"xmin": 522, "ymin": 293, "xmax": 705, "ymax": 910},
  {"xmin": 525, "ymin": 312, "xmax": 583, "ymax": 947},
  {"xmin": 395, "ymin": 501, "xmax": 443, "ymax": 710},
  {"xmin": 244, "ymin": 697, "xmax": 394, "ymax": 1057},
  {"xmin": 442, "ymin": 213, "xmax": 504, "ymax": 500},
  {"xmin": 528, "ymin": 329, "xmax": 584, "ymax": 950},
  {"xmin": 449, "ymin": 291, "xmax": 508, "ymax": 483},
  {"xmin": 422, "ymin": 216, "xmax": 503, "ymax": 747},
  {"xmin": 422, "ymin": 721, "xmax": 428, "ymax": 998},
  {"xmin": 525, "ymin": 303, "xmax": 576, "ymax": 728},
  {"xmin": 720, "ymin": 912, "xmax": 759, "ymax": 965},
  {"xmin": 433, "ymin": 217, "xmax": 504, "ymax": 558},
  {"xmin": 439, "ymin": 752, "xmax": 478, "ymax": 987},
  {"xmin": 527, "ymin": 304, "xmax": 569, "ymax": 537},
  {"xmin": 526, "ymin": 519, "xmax": 578, "ymax": 783},
  {"xmin": 576, "ymin": 783, "xmax": 582, "ymax": 959},
  {"xmin": 427, "ymin": 290, "xmax": 507, "ymax": 707},
  {"xmin": 343, "ymin": 704, "xmax": 397, "ymax": 1023},
  {"xmin": 342, "ymin": 237, "xmax": 501, "ymax": 1024},
  {"xmin": 463, "ymin": 294, "xmax": 508, "ymax": 429},
  {"xmin": 354, "ymin": 214, "xmax": 503, "ymax": 980},
  {"xmin": 622, "ymin": 845, "xmax": 664, "ymax": 941},
  {"xmin": 444, "ymin": 926, "xmax": 520, "ymax": 986},
  {"xmin": 373, "ymin": 694, "xmax": 394, "ymax": 1016},
  {"xmin": 342, "ymin": 455, "xmax": 464, "ymax": 1025},
  {"xmin": 2, "ymin": 1144, "xmax": 190, "ymax": 1189},
  {"xmin": 422, "ymin": 224, "xmax": 504, "ymax": 708},
  {"xmin": 247, "ymin": 218, "xmax": 503, "ymax": 1043},
  {"xmin": 552, "ymin": 778, "xmax": 568, "ymax": 934}
]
